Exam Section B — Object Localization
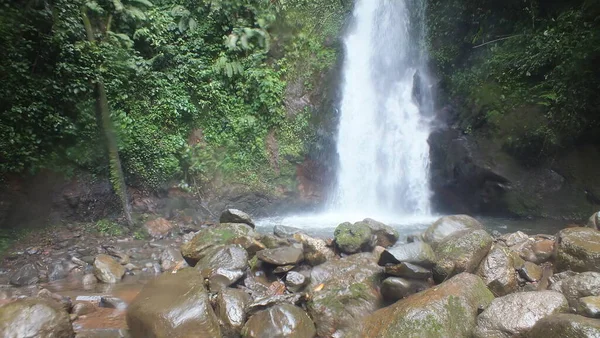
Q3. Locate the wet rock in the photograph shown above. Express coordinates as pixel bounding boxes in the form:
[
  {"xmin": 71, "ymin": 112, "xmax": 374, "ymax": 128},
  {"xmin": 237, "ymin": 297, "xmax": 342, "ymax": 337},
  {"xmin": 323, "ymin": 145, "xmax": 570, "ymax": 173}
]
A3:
[
  {"xmin": 100, "ymin": 296, "xmax": 127, "ymax": 310},
  {"xmin": 579, "ymin": 296, "xmax": 600, "ymax": 318},
  {"xmin": 555, "ymin": 227, "xmax": 600, "ymax": 273},
  {"xmin": 518, "ymin": 261, "xmax": 543, "ymax": 282},
  {"xmin": 37, "ymin": 288, "xmax": 72, "ymax": 313},
  {"xmin": 556, "ymin": 272, "xmax": 600, "ymax": 309},
  {"xmin": 231, "ymin": 236, "xmax": 266, "ymax": 257},
  {"xmin": 93, "ymin": 254, "xmax": 125, "ymax": 283},
  {"xmin": 549, "ymin": 270, "xmax": 579, "ymax": 291},
  {"xmin": 531, "ymin": 239, "xmax": 555, "ymax": 264},
  {"xmin": 499, "ymin": 231, "xmax": 529, "ymax": 247},
  {"xmin": 274, "ymin": 225, "xmax": 304, "ymax": 238},
  {"xmin": 181, "ymin": 223, "xmax": 258, "ymax": 265},
  {"xmin": 378, "ymin": 241, "xmax": 437, "ymax": 268},
  {"xmin": 0, "ymin": 298, "xmax": 75, "ymax": 338},
  {"xmin": 307, "ymin": 252, "xmax": 383, "ymax": 337},
  {"xmin": 82, "ymin": 273, "xmax": 98, "ymax": 288},
  {"xmin": 293, "ymin": 233, "xmax": 335, "ymax": 266},
  {"xmin": 143, "ymin": 217, "xmax": 175, "ymax": 239},
  {"xmin": 261, "ymin": 234, "xmax": 290, "ymax": 249},
  {"xmin": 587, "ymin": 211, "xmax": 600, "ymax": 230},
  {"xmin": 72, "ymin": 302, "xmax": 96, "ymax": 316},
  {"xmin": 528, "ymin": 313, "xmax": 600, "ymax": 337},
  {"xmin": 196, "ymin": 245, "xmax": 248, "ymax": 291},
  {"xmin": 220, "ymin": 209, "xmax": 255, "ymax": 228},
  {"xmin": 384, "ymin": 262, "xmax": 432, "ymax": 280},
  {"xmin": 362, "ymin": 218, "xmax": 399, "ymax": 248},
  {"xmin": 9, "ymin": 263, "xmax": 39, "ymax": 286},
  {"xmin": 247, "ymin": 293, "xmax": 307, "ymax": 316},
  {"xmin": 473, "ymin": 290, "xmax": 568, "ymax": 338},
  {"xmin": 215, "ymin": 288, "xmax": 251, "ymax": 337},
  {"xmin": 433, "ymin": 229, "xmax": 493, "ymax": 282},
  {"xmin": 256, "ymin": 247, "xmax": 303, "ymax": 266},
  {"xmin": 476, "ymin": 245, "xmax": 518, "ymax": 296},
  {"xmin": 334, "ymin": 221, "xmax": 375, "ymax": 254},
  {"xmin": 285, "ymin": 271, "xmax": 308, "ymax": 292},
  {"xmin": 380, "ymin": 277, "xmax": 430, "ymax": 302},
  {"xmin": 127, "ymin": 268, "xmax": 221, "ymax": 337},
  {"xmin": 48, "ymin": 261, "xmax": 69, "ymax": 281},
  {"xmin": 363, "ymin": 273, "xmax": 494, "ymax": 337},
  {"xmin": 422, "ymin": 215, "xmax": 484, "ymax": 248},
  {"xmin": 273, "ymin": 265, "xmax": 295, "ymax": 274},
  {"xmin": 159, "ymin": 248, "xmax": 188, "ymax": 271},
  {"xmin": 104, "ymin": 246, "xmax": 130, "ymax": 265},
  {"xmin": 242, "ymin": 304, "xmax": 315, "ymax": 338}
]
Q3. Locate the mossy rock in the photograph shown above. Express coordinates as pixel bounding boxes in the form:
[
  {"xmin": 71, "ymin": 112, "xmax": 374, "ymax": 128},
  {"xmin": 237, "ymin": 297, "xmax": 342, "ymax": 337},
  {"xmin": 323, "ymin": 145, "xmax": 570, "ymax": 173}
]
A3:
[
  {"xmin": 433, "ymin": 229, "xmax": 493, "ymax": 283},
  {"xmin": 422, "ymin": 215, "xmax": 483, "ymax": 249},
  {"xmin": 334, "ymin": 221, "xmax": 374, "ymax": 254},
  {"xmin": 181, "ymin": 223, "xmax": 258, "ymax": 266},
  {"xmin": 555, "ymin": 227, "xmax": 600, "ymax": 273}
]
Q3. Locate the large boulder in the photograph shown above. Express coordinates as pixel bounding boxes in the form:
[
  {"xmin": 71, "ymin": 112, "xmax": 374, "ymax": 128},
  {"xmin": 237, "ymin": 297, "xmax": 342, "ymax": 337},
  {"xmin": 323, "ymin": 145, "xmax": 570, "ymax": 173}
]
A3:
[
  {"xmin": 307, "ymin": 252, "xmax": 383, "ymax": 337},
  {"xmin": 256, "ymin": 247, "xmax": 304, "ymax": 266},
  {"xmin": 220, "ymin": 209, "xmax": 255, "ymax": 228},
  {"xmin": 433, "ymin": 229, "xmax": 493, "ymax": 282},
  {"xmin": 9, "ymin": 263, "xmax": 39, "ymax": 286},
  {"xmin": 334, "ymin": 221, "xmax": 375, "ymax": 254},
  {"xmin": 473, "ymin": 291, "xmax": 568, "ymax": 338},
  {"xmin": 476, "ymin": 245, "xmax": 518, "ymax": 296},
  {"xmin": 422, "ymin": 215, "xmax": 484, "ymax": 248},
  {"xmin": 181, "ymin": 223, "xmax": 258, "ymax": 265},
  {"xmin": 378, "ymin": 241, "xmax": 436, "ymax": 268},
  {"xmin": 0, "ymin": 298, "xmax": 75, "ymax": 338},
  {"xmin": 528, "ymin": 313, "xmax": 600, "ymax": 337},
  {"xmin": 215, "ymin": 288, "xmax": 251, "ymax": 337},
  {"xmin": 127, "ymin": 268, "xmax": 221, "ymax": 337},
  {"xmin": 293, "ymin": 233, "xmax": 335, "ymax": 266},
  {"xmin": 555, "ymin": 227, "xmax": 600, "ymax": 273},
  {"xmin": 196, "ymin": 245, "xmax": 248, "ymax": 291},
  {"xmin": 554, "ymin": 272, "xmax": 600, "ymax": 310},
  {"xmin": 363, "ymin": 273, "xmax": 494, "ymax": 338},
  {"xmin": 362, "ymin": 218, "xmax": 399, "ymax": 248},
  {"xmin": 93, "ymin": 254, "xmax": 125, "ymax": 283},
  {"xmin": 242, "ymin": 304, "xmax": 316, "ymax": 338}
]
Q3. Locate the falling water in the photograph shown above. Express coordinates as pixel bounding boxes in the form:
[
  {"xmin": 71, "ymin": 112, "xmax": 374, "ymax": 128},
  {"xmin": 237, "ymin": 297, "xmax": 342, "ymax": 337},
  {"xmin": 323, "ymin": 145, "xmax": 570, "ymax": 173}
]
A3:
[{"xmin": 331, "ymin": 0, "xmax": 434, "ymax": 216}]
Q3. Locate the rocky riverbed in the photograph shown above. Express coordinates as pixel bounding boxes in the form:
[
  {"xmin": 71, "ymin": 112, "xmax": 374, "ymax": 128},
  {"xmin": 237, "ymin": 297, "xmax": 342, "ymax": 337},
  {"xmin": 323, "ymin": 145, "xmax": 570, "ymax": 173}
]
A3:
[{"xmin": 1, "ymin": 209, "xmax": 600, "ymax": 337}]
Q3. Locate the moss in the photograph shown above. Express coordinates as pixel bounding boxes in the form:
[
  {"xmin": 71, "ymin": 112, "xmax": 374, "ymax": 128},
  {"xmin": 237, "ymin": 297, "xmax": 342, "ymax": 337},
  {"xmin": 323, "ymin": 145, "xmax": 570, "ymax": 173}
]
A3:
[{"xmin": 334, "ymin": 222, "xmax": 373, "ymax": 253}]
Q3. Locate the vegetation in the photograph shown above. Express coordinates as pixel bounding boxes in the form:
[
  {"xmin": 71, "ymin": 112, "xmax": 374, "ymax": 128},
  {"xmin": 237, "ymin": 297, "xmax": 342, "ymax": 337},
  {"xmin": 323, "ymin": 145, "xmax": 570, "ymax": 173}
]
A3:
[
  {"xmin": 426, "ymin": 0, "xmax": 600, "ymax": 163},
  {"xmin": 0, "ymin": 0, "xmax": 351, "ymax": 220}
]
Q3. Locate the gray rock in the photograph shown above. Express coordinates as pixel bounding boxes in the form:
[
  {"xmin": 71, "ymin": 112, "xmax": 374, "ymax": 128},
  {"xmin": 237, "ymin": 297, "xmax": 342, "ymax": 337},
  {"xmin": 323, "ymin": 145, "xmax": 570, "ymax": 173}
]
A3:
[
  {"xmin": 196, "ymin": 245, "xmax": 249, "ymax": 291},
  {"xmin": 578, "ymin": 296, "xmax": 600, "ymax": 318},
  {"xmin": 274, "ymin": 225, "xmax": 304, "ymax": 238},
  {"xmin": 557, "ymin": 272, "xmax": 600, "ymax": 310},
  {"xmin": 242, "ymin": 304, "xmax": 316, "ymax": 338},
  {"xmin": 48, "ymin": 261, "xmax": 69, "ymax": 281},
  {"xmin": 220, "ymin": 209, "xmax": 255, "ymax": 228},
  {"xmin": 261, "ymin": 234, "xmax": 291, "ymax": 249},
  {"xmin": 285, "ymin": 271, "xmax": 308, "ymax": 292},
  {"xmin": 181, "ymin": 223, "xmax": 258, "ymax": 265},
  {"xmin": 334, "ymin": 221, "xmax": 375, "ymax": 254},
  {"xmin": 555, "ymin": 227, "xmax": 600, "ymax": 273},
  {"xmin": 159, "ymin": 247, "xmax": 188, "ymax": 271},
  {"xmin": 473, "ymin": 291, "xmax": 568, "ymax": 338},
  {"xmin": 0, "ymin": 298, "xmax": 75, "ymax": 338},
  {"xmin": 93, "ymin": 254, "xmax": 125, "ymax": 283},
  {"xmin": 362, "ymin": 218, "xmax": 399, "ymax": 248},
  {"xmin": 518, "ymin": 261, "xmax": 543, "ymax": 282},
  {"xmin": 9, "ymin": 263, "xmax": 39, "ymax": 286},
  {"xmin": 499, "ymin": 231, "xmax": 529, "ymax": 247},
  {"xmin": 528, "ymin": 313, "xmax": 600, "ymax": 338},
  {"xmin": 72, "ymin": 302, "xmax": 96, "ymax": 316},
  {"xmin": 37, "ymin": 288, "xmax": 72, "ymax": 313},
  {"xmin": 100, "ymin": 296, "xmax": 127, "ymax": 310},
  {"xmin": 433, "ymin": 229, "xmax": 493, "ymax": 282},
  {"xmin": 476, "ymin": 245, "xmax": 518, "ymax": 296},
  {"xmin": 363, "ymin": 273, "xmax": 494, "ymax": 338},
  {"xmin": 422, "ymin": 215, "xmax": 484, "ymax": 248},
  {"xmin": 215, "ymin": 288, "xmax": 251, "ymax": 337},
  {"xmin": 82, "ymin": 273, "xmax": 98, "ymax": 288},
  {"xmin": 256, "ymin": 247, "xmax": 304, "ymax": 266},
  {"xmin": 587, "ymin": 211, "xmax": 600, "ymax": 230},
  {"xmin": 384, "ymin": 262, "xmax": 432, "ymax": 280},
  {"xmin": 380, "ymin": 277, "xmax": 430, "ymax": 302},
  {"xmin": 293, "ymin": 233, "xmax": 335, "ymax": 266},
  {"xmin": 378, "ymin": 241, "xmax": 436, "ymax": 268}
]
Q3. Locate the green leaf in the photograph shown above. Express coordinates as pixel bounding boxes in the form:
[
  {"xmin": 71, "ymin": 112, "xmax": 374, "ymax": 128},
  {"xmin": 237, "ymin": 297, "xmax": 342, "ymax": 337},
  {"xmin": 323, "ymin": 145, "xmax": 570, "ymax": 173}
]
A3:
[
  {"xmin": 171, "ymin": 5, "xmax": 190, "ymax": 17},
  {"xmin": 112, "ymin": 0, "xmax": 124, "ymax": 12},
  {"xmin": 188, "ymin": 17, "xmax": 197, "ymax": 32},
  {"xmin": 178, "ymin": 18, "xmax": 187, "ymax": 33},
  {"xmin": 125, "ymin": 6, "xmax": 146, "ymax": 20},
  {"xmin": 129, "ymin": 0, "xmax": 153, "ymax": 7}
]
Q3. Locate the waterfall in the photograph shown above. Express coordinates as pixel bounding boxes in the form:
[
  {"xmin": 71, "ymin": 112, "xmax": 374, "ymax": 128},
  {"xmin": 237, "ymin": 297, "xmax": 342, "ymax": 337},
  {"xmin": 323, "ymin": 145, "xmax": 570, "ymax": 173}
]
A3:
[{"xmin": 331, "ymin": 0, "xmax": 434, "ymax": 216}]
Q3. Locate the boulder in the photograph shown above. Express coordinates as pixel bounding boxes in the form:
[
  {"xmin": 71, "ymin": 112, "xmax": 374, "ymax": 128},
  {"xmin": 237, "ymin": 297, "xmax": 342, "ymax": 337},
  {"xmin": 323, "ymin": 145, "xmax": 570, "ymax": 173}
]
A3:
[
  {"xmin": 93, "ymin": 254, "xmax": 125, "ymax": 283},
  {"xmin": 143, "ymin": 217, "xmax": 175, "ymax": 239},
  {"xmin": 422, "ymin": 215, "xmax": 484, "ymax": 248},
  {"xmin": 555, "ymin": 227, "xmax": 600, "ymax": 273},
  {"xmin": 285, "ymin": 271, "xmax": 308, "ymax": 292},
  {"xmin": 9, "ymin": 263, "xmax": 39, "ymax": 286},
  {"xmin": 72, "ymin": 302, "xmax": 96, "ymax": 316},
  {"xmin": 0, "ymin": 298, "xmax": 75, "ymax": 338},
  {"xmin": 334, "ymin": 221, "xmax": 375, "ymax": 254},
  {"xmin": 528, "ymin": 313, "xmax": 600, "ymax": 337},
  {"xmin": 196, "ymin": 245, "xmax": 248, "ymax": 291},
  {"xmin": 37, "ymin": 289, "xmax": 72, "ymax": 313},
  {"xmin": 293, "ymin": 233, "xmax": 335, "ymax": 266},
  {"xmin": 556, "ymin": 272, "xmax": 600, "ymax": 309},
  {"xmin": 384, "ymin": 262, "xmax": 432, "ymax": 280},
  {"xmin": 256, "ymin": 247, "xmax": 303, "ymax": 266},
  {"xmin": 307, "ymin": 252, "xmax": 383, "ymax": 337},
  {"xmin": 274, "ymin": 225, "xmax": 304, "ymax": 238},
  {"xmin": 499, "ymin": 231, "xmax": 529, "ymax": 246},
  {"xmin": 48, "ymin": 261, "xmax": 69, "ymax": 281},
  {"xmin": 473, "ymin": 291, "xmax": 568, "ymax": 338},
  {"xmin": 127, "ymin": 268, "xmax": 221, "ymax": 337},
  {"xmin": 215, "ymin": 288, "xmax": 251, "ymax": 337},
  {"xmin": 579, "ymin": 296, "xmax": 600, "ymax": 318},
  {"xmin": 159, "ymin": 247, "xmax": 188, "ymax": 271},
  {"xmin": 363, "ymin": 273, "xmax": 494, "ymax": 338},
  {"xmin": 261, "ymin": 234, "xmax": 290, "ymax": 249},
  {"xmin": 433, "ymin": 229, "xmax": 493, "ymax": 282},
  {"xmin": 587, "ymin": 211, "xmax": 600, "ymax": 230},
  {"xmin": 518, "ymin": 261, "xmax": 544, "ymax": 283},
  {"xmin": 378, "ymin": 241, "xmax": 436, "ymax": 268},
  {"xmin": 220, "ymin": 209, "xmax": 255, "ymax": 228},
  {"xmin": 362, "ymin": 218, "xmax": 399, "ymax": 247},
  {"xmin": 381, "ymin": 277, "xmax": 430, "ymax": 302},
  {"xmin": 181, "ymin": 223, "xmax": 258, "ymax": 265},
  {"xmin": 476, "ymin": 245, "xmax": 518, "ymax": 296},
  {"xmin": 242, "ymin": 304, "xmax": 316, "ymax": 338}
]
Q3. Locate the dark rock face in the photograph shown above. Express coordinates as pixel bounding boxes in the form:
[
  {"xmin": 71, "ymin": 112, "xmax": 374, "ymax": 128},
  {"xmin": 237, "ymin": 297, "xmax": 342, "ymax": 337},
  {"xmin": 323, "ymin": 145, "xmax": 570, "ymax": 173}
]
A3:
[
  {"xmin": 256, "ymin": 247, "xmax": 304, "ymax": 266},
  {"xmin": 9, "ymin": 263, "xmax": 39, "ymax": 286},
  {"xmin": 127, "ymin": 268, "xmax": 221, "ymax": 338},
  {"xmin": 220, "ymin": 209, "xmax": 255, "ymax": 228},
  {"xmin": 242, "ymin": 304, "xmax": 316, "ymax": 338},
  {"xmin": 379, "ymin": 242, "xmax": 436, "ymax": 268},
  {"xmin": 381, "ymin": 277, "xmax": 430, "ymax": 302},
  {"xmin": 384, "ymin": 262, "xmax": 432, "ymax": 280},
  {"xmin": 0, "ymin": 298, "xmax": 75, "ymax": 338},
  {"xmin": 555, "ymin": 227, "xmax": 600, "ymax": 273},
  {"xmin": 528, "ymin": 313, "xmax": 600, "ymax": 337},
  {"xmin": 476, "ymin": 245, "xmax": 518, "ymax": 296},
  {"xmin": 473, "ymin": 291, "xmax": 568, "ymax": 338},
  {"xmin": 196, "ymin": 245, "xmax": 248, "ymax": 291},
  {"xmin": 307, "ymin": 253, "xmax": 383, "ymax": 337},
  {"xmin": 428, "ymin": 127, "xmax": 599, "ymax": 219},
  {"xmin": 334, "ymin": 221, "xmax": 375, "ymax": 254},
  {"xmin": 422, "ymin": 215, "xmax": 483, "ymax": 248},
  {"xmin": 433, "ymin": 229, "xmax": 493, "ymax": 282},
  {"xmin": 363, "ymin": 273, "xmax": 494, "ymax": 338},
  {"xmin": 215, "ymin": 288, "xmax": 251, "ymax": 337}
]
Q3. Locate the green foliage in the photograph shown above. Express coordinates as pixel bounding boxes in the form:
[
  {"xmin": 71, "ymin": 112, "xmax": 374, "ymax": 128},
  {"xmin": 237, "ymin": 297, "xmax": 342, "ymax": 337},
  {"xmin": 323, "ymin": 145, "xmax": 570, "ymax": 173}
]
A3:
[{"xmin": 96, "ymin": 218, "xmax": 124, "ymax": 236}]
